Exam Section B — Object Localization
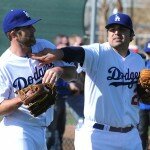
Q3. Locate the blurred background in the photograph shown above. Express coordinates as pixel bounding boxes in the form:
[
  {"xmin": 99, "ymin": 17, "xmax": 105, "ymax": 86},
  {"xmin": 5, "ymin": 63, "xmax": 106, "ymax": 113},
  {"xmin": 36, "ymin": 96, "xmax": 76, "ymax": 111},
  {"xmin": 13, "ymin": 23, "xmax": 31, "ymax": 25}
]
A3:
[{"xmin": 0, "ymin": 0, "xmax": 150, "ymax": 54}]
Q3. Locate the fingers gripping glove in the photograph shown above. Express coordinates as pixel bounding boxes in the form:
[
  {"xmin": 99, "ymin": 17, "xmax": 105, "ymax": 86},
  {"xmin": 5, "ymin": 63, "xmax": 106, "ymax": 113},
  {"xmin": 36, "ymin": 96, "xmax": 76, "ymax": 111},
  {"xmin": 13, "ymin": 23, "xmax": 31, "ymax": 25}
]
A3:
[
  {"xmin": 137, "ymin": 69, "xmax": 150, "ymax": 104},
  {"xmin": 15, "ymin": 83, "xmax": 56, "ymax": 117}
]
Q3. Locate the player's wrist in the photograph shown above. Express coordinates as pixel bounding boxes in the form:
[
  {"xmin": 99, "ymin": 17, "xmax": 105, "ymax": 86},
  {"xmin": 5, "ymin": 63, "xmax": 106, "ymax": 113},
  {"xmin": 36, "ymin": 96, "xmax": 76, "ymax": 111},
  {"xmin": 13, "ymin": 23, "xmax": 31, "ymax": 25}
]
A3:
[
  {"xmin": 52, "ymin": 67, "xmax": 64, "ymax": 78},
  {"xmin": 16, "ymin": 96, "xmax": 24, "ymax": 104},
  {"xmin": 55, "ymin": 49, "xmax": 64, "ymax": 60}
]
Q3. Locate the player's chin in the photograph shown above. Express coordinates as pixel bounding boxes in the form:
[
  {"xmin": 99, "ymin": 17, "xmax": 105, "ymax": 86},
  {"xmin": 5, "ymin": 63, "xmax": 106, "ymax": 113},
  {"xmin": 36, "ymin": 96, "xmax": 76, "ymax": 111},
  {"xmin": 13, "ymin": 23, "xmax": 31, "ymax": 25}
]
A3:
[
  {"xmin": 30, "ymin": 40, "xmax": 36, "ymax": 46},
  {"xmin": 110, "ymin": 42, "xmax": 122, "ymax": 48},
  {"xmin": 27, "ymin": 39, "xmax": 36, "ymax": 47}
]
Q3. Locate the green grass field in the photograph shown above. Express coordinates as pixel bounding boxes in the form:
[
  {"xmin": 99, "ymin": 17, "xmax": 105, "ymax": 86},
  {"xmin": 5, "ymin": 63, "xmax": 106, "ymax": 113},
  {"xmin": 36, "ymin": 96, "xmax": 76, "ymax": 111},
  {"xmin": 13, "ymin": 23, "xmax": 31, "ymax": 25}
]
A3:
[
  {"xmin": 0, "ymin": 116, "xmax": 2, "ymax": 122},
  {"xmin": 66, "ymin": 107, "xmax": 77, "ymax": 125}
]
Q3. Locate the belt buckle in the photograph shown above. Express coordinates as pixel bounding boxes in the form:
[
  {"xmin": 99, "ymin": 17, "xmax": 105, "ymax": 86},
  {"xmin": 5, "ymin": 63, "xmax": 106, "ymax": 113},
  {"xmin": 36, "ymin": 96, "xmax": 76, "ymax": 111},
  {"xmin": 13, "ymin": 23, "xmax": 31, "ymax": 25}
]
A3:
[
  {"xmin": 103, "ymin": 125, "xmax": 110, "ymax": 131},
  {"xmin": 120, "ymin": 128, "xmax": 123, "ymax": 132}
]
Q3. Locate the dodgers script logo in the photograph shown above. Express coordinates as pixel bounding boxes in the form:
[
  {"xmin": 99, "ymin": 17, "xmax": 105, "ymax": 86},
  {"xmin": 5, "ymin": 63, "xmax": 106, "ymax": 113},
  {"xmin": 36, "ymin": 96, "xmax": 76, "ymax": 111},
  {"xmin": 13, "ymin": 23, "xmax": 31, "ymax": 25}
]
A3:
[
  {"xmin": 13, "ymin": 63, "xmax": 54, "ymax": 90},
  {"xmin": 107, "ymin": 67, "xmax": 139, "ymax": 89}
]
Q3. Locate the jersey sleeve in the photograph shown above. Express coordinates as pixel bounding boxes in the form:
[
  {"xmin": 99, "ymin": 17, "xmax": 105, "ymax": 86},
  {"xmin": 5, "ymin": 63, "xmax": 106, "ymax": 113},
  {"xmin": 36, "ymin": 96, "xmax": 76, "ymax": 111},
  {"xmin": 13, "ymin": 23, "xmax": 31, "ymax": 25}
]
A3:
[
  {"xmin": 0, "ymin": 68, "xmax": 12, "ymax": 103},
  {"xmin": 82, "ymin": 43, "xmax": 100, "ymax": 73}
]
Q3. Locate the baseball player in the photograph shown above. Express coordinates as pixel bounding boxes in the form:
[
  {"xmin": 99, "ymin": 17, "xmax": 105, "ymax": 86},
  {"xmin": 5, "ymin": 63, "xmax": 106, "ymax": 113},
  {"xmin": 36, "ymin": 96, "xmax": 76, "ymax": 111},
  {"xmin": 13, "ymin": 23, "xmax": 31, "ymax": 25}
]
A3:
[
  {"xmin": 31, "ymin": 13, "xmax": 145, "ymax": 150},
  {"xmin": 138, "ymin": 41, "xmax": 150, "ymax": 150},
  {"xmin": 0, "ymin": 9, "xmax": 76, "ymax": 150}
]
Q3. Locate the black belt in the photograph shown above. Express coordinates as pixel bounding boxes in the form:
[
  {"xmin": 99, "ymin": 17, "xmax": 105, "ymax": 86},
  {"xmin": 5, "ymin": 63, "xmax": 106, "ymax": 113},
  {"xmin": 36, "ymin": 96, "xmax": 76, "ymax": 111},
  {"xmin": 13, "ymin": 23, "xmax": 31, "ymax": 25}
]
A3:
[{"xmin": 93, "ymin": 123, "xmax": 134, "ymax": 133}]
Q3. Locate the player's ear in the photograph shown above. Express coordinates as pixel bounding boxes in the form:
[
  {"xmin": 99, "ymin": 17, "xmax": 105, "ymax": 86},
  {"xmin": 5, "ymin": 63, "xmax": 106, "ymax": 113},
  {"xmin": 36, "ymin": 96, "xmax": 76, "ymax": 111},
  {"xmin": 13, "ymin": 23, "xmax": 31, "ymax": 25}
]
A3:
[
  {"xmin": 9, "ymin": 30, "xmax": 17, "ymax": 38},
  {"xmin": 106, "ymin": 30, "xmax": 109, "ymax": 41},
  {"xmin": 130, "ymin": 31, "xmax": 134, "ymax": 42},
  {"xmin": 5, "ymin": 30, "xmax": 15, "ymax": 41}
]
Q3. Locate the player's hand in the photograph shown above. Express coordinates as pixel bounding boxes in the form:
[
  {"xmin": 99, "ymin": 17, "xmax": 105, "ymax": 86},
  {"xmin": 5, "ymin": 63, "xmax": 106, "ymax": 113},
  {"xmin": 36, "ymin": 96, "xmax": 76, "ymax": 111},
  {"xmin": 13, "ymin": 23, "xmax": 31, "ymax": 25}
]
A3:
[
  {"xmin": 68, "ymin": 81, "xmax": 83, "ymax": 95},
  {"xmin": 29, "ymin": 48, "xmax": 63, "ymax": 65},
  {"xmin": 29, "ymin": 48, "xmax": 55, "ymax": 65},
  {"xmin": 42, "ymin": 67, "xmax": 63, "ymax": 85}
]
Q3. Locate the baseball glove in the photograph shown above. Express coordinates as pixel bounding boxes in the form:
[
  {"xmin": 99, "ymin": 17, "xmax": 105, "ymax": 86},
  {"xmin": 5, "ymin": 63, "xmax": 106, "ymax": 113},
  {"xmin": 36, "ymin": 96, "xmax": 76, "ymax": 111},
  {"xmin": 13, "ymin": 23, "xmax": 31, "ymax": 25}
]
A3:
[
  {"xmin": 137, "ymin": 69, "xmax": 150, "ymax": 104},
  {"xmin": 15, "ymin": 83, "xmax": 56, "ymax": 117}
]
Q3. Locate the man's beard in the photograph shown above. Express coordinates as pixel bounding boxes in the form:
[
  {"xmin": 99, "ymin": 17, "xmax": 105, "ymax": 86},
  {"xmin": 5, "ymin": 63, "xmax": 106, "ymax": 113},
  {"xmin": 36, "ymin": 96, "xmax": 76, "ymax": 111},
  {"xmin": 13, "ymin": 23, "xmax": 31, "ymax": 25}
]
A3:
[{"xmin": 18, "ymin": 36, "xmax": 36, "ymax": 48}]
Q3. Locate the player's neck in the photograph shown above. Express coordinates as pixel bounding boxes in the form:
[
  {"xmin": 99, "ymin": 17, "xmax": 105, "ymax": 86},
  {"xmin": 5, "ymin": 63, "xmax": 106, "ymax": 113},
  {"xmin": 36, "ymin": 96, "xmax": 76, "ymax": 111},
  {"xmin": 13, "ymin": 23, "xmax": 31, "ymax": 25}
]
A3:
[
  {"xmin": 10, "ymin": 42, "xmax": 31, "ymax": 57},
  {"xmin": 113, "ymin": 45, "xmax": 129, "ymax": 57},
  {"xmin": 116, "ymin": 49, "xmax": 129, "ymax": 57}
]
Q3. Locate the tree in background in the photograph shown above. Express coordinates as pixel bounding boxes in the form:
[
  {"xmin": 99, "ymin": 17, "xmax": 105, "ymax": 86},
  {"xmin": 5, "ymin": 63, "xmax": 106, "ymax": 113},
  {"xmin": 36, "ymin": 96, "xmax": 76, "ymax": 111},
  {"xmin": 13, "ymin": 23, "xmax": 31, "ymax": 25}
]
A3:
[{"xmin": 99, "ymin": 0, "xmax": 123, "ymax": 43}]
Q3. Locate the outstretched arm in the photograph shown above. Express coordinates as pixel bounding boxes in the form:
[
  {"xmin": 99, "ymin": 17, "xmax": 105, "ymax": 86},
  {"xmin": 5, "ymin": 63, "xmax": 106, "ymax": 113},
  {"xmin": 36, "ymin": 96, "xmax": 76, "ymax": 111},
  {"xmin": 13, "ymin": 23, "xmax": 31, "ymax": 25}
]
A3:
[{"xmin": 30, "ymin": 47, "xmax": 85, "ymax": 65}]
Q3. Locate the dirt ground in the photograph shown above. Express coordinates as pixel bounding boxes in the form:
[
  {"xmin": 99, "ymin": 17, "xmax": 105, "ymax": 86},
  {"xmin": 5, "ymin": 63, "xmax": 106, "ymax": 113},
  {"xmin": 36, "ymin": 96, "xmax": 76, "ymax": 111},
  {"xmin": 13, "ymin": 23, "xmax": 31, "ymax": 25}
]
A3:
[
  {"xmin": 148, "ymin": 137, "xmax": 150, "ymax": 150},
  {"xmin": 62, "ymin": 125, "xmax": 75, "ymax": 150}
]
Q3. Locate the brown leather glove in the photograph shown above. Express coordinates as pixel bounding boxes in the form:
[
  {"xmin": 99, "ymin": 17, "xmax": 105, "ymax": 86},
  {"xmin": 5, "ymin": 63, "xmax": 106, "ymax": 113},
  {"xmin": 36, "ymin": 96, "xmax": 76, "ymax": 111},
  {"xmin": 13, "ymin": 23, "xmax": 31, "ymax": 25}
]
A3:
[
  {"xmin": 137, "ymin": 69, "xmax": 150, "ymax": 104},
  {"xmin": 15, "ymin": 83, "xmax": 56, "ymax": 117}
]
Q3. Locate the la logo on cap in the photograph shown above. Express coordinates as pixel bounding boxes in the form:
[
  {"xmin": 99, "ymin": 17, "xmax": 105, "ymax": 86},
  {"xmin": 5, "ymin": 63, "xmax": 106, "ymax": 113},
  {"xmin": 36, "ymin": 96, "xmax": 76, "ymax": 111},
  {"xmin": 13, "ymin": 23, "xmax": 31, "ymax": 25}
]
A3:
[
  {"xmin": 148, "ymin": 43, "xmax": 150, "ymax": 48},
  {"xmin": 115, "ymin": 14, "xmax": 120, "ymax": 22},
  {"xmin": 23, "ymin": 11, "xmax": 30, "ymax": 18}
]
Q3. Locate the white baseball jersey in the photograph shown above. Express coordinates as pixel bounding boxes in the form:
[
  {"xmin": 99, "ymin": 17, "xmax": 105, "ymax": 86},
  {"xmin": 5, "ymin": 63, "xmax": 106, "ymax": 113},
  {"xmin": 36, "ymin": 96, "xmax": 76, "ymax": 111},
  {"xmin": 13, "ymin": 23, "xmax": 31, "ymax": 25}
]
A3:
[
  {"xmin": 0, "ymin": 38, "xmax": 72, "ymax": 127},
  {"xmin": 82, "ymin": 42, "xmax": 145, "ymax": 127}
]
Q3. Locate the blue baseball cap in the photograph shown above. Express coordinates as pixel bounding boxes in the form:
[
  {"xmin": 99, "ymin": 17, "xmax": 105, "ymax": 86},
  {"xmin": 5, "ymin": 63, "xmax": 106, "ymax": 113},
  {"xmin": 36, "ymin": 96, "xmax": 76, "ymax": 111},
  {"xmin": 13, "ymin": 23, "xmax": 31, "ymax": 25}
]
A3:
[
  {"xmin": 144, "ymin": 41, "xmax": 150, "ymax": 53},
  {"xmin": 2, "ymin": 9, "xmax": 41, "ymax": 33},
  {"xmin": 105, "ymin": 13, "xmax": 134, "ymax": 33}
]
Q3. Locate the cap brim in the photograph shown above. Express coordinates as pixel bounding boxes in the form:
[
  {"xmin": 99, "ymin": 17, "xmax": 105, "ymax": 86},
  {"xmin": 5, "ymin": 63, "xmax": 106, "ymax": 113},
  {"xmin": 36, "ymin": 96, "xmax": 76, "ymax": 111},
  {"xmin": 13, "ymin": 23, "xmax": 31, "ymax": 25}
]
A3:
[
  {"xmin": 105, "ymin": 23, "xmax": 129, "ymax": 29},
  {"xmin": 18, "ymin": 19, "xmax": 41, "ymax": 27},
  {"xmin": 105, "ymin": 23, "xmax": 135, "ymax": 35}
]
